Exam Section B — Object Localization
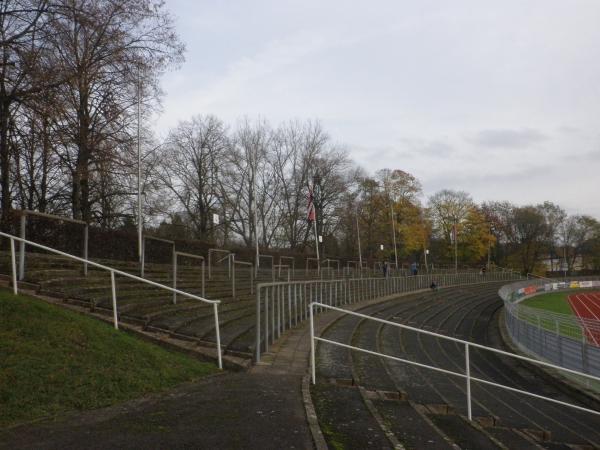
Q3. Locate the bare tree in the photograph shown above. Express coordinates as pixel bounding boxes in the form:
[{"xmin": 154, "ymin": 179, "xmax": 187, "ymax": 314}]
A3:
[
  {"xmin": 0, "ymin": 0, "xmax": 55, "ymax": 228},
  {"xmin": 159, "ymin": 115, "xmax": 227, "ymax": 240},
  {"xmin": 49, "ymin": 0, "xmax": 184, "ymax": 222},
  {"xmin": 271, "ymin": 120, "xmax": 328, "ymax": 249}
]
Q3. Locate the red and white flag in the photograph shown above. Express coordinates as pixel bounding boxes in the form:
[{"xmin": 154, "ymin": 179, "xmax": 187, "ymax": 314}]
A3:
[
  {"xmin": 307, "ymin": 185, "xmax": 316, "ymax": 223},
  {"xmin": 450, "ymin": 223, "xmax": 457, "ymax": 243}
]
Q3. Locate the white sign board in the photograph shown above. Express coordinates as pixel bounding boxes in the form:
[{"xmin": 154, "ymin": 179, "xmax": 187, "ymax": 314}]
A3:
[
  {"xmin": 212, "ymin": 213, "xmax": 219, "ymax": 225},
  {"xmin": 318, "ymin": 235, "xmax": 323, "ymax": 243}
]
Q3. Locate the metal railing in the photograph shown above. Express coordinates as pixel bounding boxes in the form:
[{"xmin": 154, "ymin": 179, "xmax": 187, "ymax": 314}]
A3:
[
  {"xmin": 309, "ymin": 303, "xmax": 600, "ymax": 421},
  {"xmin": 141, "ymin": 235, "xmax": 174, "ymax": 278},
  {"xmin": 500, "ymin": 278, "xmax": 600, "ymax": 380},
  {"xmin": 273, "ymin": 264, "xmax": 291, "ymax": 281},
  {"xmin": 279, "ymin": 256, "xmax": 295, "ymax": 275},
  {"xmin": 0, "ymin": 231, "xmax": 222, "ymax": 369},
  {"xmin": 18, "ymin": 210, "xmax": 88, "ymax": 279},
  {"xmin": 323, "ymin": 258, "xmax": 340, "ymax": 277},
  {"xmin": 208, "ymin": 248, "xmax": 231, "ymax": 280},
  {"xmin": 258, "ymin": 254, "xmax": 273, "ymax": 277},
  {"xmin": 232, "ymin": 257, "xmax": 253, "ymax": 298},
  {"xmin": 255, "ymin": 270, "xmax": 522, "ymax": 362},
  {"xmin": 173, "ymin": 251, "xmax": 205, "ymax": 303}
]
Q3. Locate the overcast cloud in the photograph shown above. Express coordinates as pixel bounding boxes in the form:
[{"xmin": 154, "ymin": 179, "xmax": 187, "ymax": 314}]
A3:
[{"xmin": 156, "ymin": 0, "xmax": 600, "ymax": 216}]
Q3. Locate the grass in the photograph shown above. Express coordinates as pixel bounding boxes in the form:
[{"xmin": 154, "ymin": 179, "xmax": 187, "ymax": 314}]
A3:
[
  {"xmin": 0, "ymin": 288, "xmax": 218, "ymax": 428},
  {"xmin": 521, "ymin": 291, "xmax": 576, "ymax": 315},
  {"xmin": 519, "ymin": 289, "xmax": 600, "ymax": 340}
]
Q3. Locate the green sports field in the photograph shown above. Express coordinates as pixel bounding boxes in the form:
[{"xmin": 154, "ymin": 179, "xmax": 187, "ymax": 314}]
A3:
[{"xmin": 521, "ymin": 291, "xmax": 576, "ymax": 316}]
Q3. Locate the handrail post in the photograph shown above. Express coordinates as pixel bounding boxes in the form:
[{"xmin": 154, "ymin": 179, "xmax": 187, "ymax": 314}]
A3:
[
  {"xmin": 232, "ymin": 254, "xmax": 236, "ymax": 298},
  {"xmin": 255, "ymin": 285, "xmax": 261, "ymax": 362},
  {"xmin": 208, "ymin": 250, "xmax": 212, "ymax": 280},
  {"xmin": 266, "ymin": 287, "xmax": 271, "ymax": 349},
  {"xmin": 83, "ymin": 224, "xmax": 89, "ymax": 276},
  {"xmin": 213, "ymin": 303, "xmax": 223, "ymax": 369},
  {"xmin": 228, "ymin": 253, "xmax": 232, "ymax": 279},
  {"xmin": 110, "ymin": 270, "xmax": 119, "ymax": 330},
  {"xmin": 10, "ymin": 238, "xmax": 18, "ymax": 294},
  {"xmin": 140, "ymin": 236, "xmax": 145, "ymax": 277},
  {"xmin": 201, "ymin": 260, "xmax": 205, "ymax": 297},
  {"xmin": 465, "ymin": 343, "xmax": 472, "ymax": 421},
  {"xmin": 310, "ymin": 302, "xmax": 316, "ymax": 384},
  {"xmin": 19, "ymin": 214, "xmax": 25, "ymax": 281},
  {"xmin": 250, "ymin": 264, "xmax": 254, "ymax": 295},
  {"xmin": 172, "ymin": 251, "xmax": 177, "ymax": 304}
]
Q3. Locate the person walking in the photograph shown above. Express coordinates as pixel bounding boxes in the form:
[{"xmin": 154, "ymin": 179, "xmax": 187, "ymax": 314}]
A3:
[{"xmin": 411, "ymin": 262, "xmax": 418, "ymax": 276}]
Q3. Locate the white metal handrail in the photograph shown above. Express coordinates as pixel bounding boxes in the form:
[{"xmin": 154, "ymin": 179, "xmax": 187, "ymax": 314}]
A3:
[
  {"xmin": 232, "ymin": 258, "xmax": 253, "ymax": 298},
  {"xmin": 1, "ymin": 231, "xmax": 222, "ymax": 369},
  {"xmin": 272, "ymin": 264, "xmax": 290, "ymax": 281},
  {"xmin": 208, "ymin": 248, "xmax": 231, "ymax": 280},
  {"xmin": 279, "ymin": 256, "xmax": 295, "ymax": 274},
  {"xmin": 254, "ymin": 270, "xmax": 523, "ymax": 362},
  {"xmin": 257, "ymin": 254, "xmax": 273, "ymax": 277},
  {"xmin": 173, "ymin": 251, "xmax": 205, "ymax": 303},
  {"xmin": 309, "ymin": 302, "xmax": 600, "ymax": 420},
  {"xmin": 323, "ymin": 258, "xmax": 340, "ymax": 274},
  {"xmin": 141, "ymin": 235, "xmax": 175, "ymax": 278}
]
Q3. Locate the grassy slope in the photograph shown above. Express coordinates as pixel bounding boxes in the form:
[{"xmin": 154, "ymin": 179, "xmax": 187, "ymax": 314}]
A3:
[{"xmin": 0, "ymin": 288, "xmax": 217, "ymax": 428}]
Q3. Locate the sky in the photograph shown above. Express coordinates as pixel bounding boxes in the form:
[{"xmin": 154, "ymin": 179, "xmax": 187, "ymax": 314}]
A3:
[{"xmin": 156, "ymin": 0, "xmax": 600, "ymax": 217}]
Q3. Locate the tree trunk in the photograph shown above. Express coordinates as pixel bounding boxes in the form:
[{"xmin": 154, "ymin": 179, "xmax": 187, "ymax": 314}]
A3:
[{"xmin": 0, "ymin": 99, "xmax": 12, "ymax": 231}]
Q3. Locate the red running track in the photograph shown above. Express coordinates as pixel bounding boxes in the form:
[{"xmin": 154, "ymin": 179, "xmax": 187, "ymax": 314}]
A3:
[{"xmin": 568, "ymin": 292, "xmax": 600, "ymax": 346}]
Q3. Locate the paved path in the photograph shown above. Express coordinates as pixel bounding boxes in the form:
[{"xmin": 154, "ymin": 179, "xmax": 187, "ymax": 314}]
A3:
[{"xmin": 0, "ymin": 293, "xmax": 406, "ymax": 450}]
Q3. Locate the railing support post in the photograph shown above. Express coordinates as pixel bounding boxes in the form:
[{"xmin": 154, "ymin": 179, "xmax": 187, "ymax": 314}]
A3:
[
  {"xmin": 232, "ymin": 254, "xmax": 236, "ymax": 298},
  {"xmin": 140, "ymin": 237, "xmax": 145, "ymax": 277},
  {"xmin": 465, "ymin": 343, "xmax": 472, "ymax": 421},
  {"xmin": 201, "ymin": 260, "xmax": 206, "ymax": 297},
  {"xmin": 265, "ymin": 287, "xmax": 270, "ymax": 351},
  {"xmin": 83, "ymin": 224, "xmax": 89, "ymax": 276},
  {"xmin": 255, "ymin": 286, "xmax": 261, "ymax": 362},
  {"xmin": 10, "ymin": 238, "xmax": 18, "ymax": 295},
  {"xmin": 172, "ymin": 252, "xmax": 177, "ymax": 304},
  {"xmin": 214, "ymin": 303, "xmax": 223, "ymax": 369},
  {"xmin": 310, "ymin": 302, "xmax": 316, "ymax": 384},
  {"xmin": 19, "ymin": 214, "xmax": 25, "ymax": 281},
  {"xmin": 110, "ymin": 270, "xmax": 119, "ymax": 330}
]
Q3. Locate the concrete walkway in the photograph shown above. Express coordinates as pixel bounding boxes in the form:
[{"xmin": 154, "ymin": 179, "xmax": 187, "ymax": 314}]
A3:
[{"xmin": 1, "ymin": 293, "xmax": 409, "ymax": 450}]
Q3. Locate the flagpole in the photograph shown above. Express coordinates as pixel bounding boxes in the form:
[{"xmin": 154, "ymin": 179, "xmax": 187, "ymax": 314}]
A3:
[
  {"xmin": 356, "ymin": 208, "xmax": 362, "ymax": 276},
  {"xmin": 390, "ymin": 202, "xmax": 398, "ymax": 269},
  {"xmin": 313, "ymin": 219, "xmax": 320, "ymax": 262},
  {"xmin": 137, "ymin": 67, "xmax": 142, "ymax": 264},
  {"xmin": 253, "ymin": 151, "xmax": 260, "ymax": 276},
  {"xmin": 454, "ymin": 219, "xmax": 458, "ymax": 273},
  {"xmin": 308, "ymin": 180, "xmax": 320, "ymax": 274}
]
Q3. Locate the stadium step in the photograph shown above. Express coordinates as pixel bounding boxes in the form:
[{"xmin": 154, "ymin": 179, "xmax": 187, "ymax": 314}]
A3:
[{"xmin": 312, "ymin": 284, "xmax": 600, "ymax": 449}]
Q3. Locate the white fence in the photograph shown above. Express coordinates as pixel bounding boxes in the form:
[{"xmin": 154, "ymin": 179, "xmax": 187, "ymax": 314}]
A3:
[
  {"xmin": 500, "ymin": 277, "xmax": 600, "ymax": 379},
  {"xmin": 309, "ymin": 303, "xmax": 600, "ymax": 421},
  {"xmin": 1, "ymin": 231, "xmax": 223, "ymax": 369},
  {"xmin": 255, "ymin": 270, "xmax": 522, "ymax": 362}
]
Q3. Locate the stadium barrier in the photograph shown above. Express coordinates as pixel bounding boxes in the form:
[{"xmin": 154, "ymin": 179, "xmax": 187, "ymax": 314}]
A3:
[
  {"xmin": 0, "ymin": 231, "xmax": 223, "ymax": 369},
  {"xmin": 500, "ymin": 277, "xmax": 600, "ymax": 380},
  {"xmin": 255, "ymin": 270, "xmax": 523, "ymax": 362},
  {"xmin": 309, "ymin": 303, "xmax": 600, "ymax": 421}
]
